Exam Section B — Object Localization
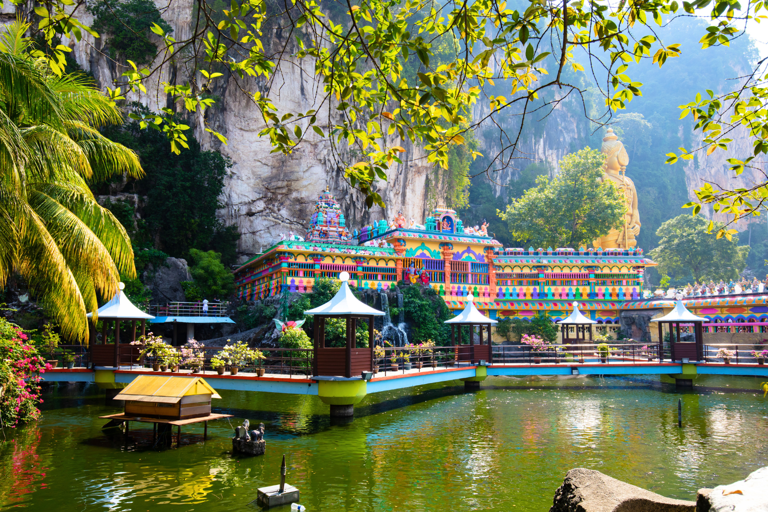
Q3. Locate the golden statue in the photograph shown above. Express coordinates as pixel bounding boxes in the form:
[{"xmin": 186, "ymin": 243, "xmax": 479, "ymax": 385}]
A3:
[{"xmin": 592, "ymin": 128, "xmax": 641, "ymax": 249}]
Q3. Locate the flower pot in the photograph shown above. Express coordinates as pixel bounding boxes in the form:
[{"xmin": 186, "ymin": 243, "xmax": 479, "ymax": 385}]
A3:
[
  {"xmin": 431, "ymin": 360, "xmax": 437, "ymax": 368},
  {"xmin": 230, "ymin": 366, "xmax": 239, "ymax": 375},
  {"xmin": 161, "ymin": 365, "xmax": 168, "ymax": 372},
  {"xmin": 217, "ymin": 367, "xmax": 225, "ymax": 375},
  {"xmin": 256, "ymin": 368, "xmax": 265, "ymax": 377},
  {"xmin": 191, "ymin": 367, "xmax": 199, "ymax": 373},
  {"xmin": 647, "ymin": 356, "xmax": 654, "ymax": 362},
  {"xmin": 723, "ymin": 358, "xmax": 731, "ymax": 365},
  {"xmin": 171, "ymin": 365, "xmax": 179, "ymax": 373},
  {"xmin": 758, "ymin": 358, "xmax": 765, "ymax": 366},
  {"xmin": 404, "ymin": 363, "xmax": 412, "ymax": 370},
  {"xmin": 66, "ymin": 362, "xmax": 75, "ymax": 369},
  {"xmin": 373, "ymin": 365, "xmax": 379, "ymax": 374},
  {"xmin": 153, "ymin": 363, "xmax": 160, "ymax": 371},
  {"xmin": 600, "ymin": 357, "xmax": 608, "ymax": 363},
  {"xmin": 578, "ymin": 357, "xmax": 585, "ymax": 364},
  {"xmin": 47, "ymin": 360, "xmax": 58, "ymax": 369},
  {"xmin": 416, "ymin": 362, "xmax": 423, "ymax": 369},
  {"xmin": 533, "ymin": 357, "xmax": 542, "ymax": 364},
  {"xmin": 390, "ymin": 363, "xmax": 399, "ymax": 371}
]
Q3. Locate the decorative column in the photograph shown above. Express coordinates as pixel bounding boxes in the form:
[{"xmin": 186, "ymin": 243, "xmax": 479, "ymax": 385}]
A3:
[
  {"xmin": 486, "ymin": 248, "xmax": 497, "ymax": 299},
  {"xmin": 441, "ymin": 243, "xmax": 453, "ymax": 297}
]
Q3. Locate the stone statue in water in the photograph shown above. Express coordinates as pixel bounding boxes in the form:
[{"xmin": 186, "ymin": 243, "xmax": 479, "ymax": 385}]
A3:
[{"xmin": 592, "ymin": 128, "xmax": 641, "ymax": 249}]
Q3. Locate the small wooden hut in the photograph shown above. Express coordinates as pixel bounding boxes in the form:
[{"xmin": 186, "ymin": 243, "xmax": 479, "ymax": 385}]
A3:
[
  {"xmin": 445, "ymin": 294, "xmax": 497, "ymax": 364},
  {"xmin": 114, "ymin": 375, "xmax": 221, "ymax": 419},
  {"xmin": 651, "ymin": 296, "xmax": 706, "ymax": 362}
]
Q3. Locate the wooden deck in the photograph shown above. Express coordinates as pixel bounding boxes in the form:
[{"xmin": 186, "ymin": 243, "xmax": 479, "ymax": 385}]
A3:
[{"xmin": 98, "ymin": 412, "xmax": 233, "ymax": 426}]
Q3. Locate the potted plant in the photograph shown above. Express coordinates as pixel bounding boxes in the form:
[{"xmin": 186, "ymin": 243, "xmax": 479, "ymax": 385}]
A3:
[
  {"xmin": 717, "ymin": 347, "xmax": 734, "ymax": 364},
  {"xmin": 373, "ymin": 345, "xmax": 385, "ymax": 373},
  {"xmin": 167, "ymin": 349, "xmax": 182, "ymax": 372},
  {"xmin": 181, "ymin": 339, "xmax": 206, "ymax": 372},
  {"xmin": 61, "ymin": 350, "xmax": 76, "ymax": 369},
  {"xmin": 642, "ymin": 345, "xmax": 654, "ymax": 361},
  {"xmin": 752, "ymin": 350, "xmax": 767, "ymax": 365},
  {"xmin": 133, "ymin": 333, "xmax": 169, "ymax": 371},
  {"xmin": 211, "ymin": 356, "xmax": 226, "ymax": 375},
  {"xmin": 255, "ymin": 349, "xmax": 267, "ymax": 377},
  {"xmin": 155, "ymin": 344, "xmax": 177, "ymax": 372},
  {"xmin": 42, "ymin": 323, "xmax": 60, "ymax": 368},
  {"xmin": 403, "ymin": 345, "xmax": 412, "ymax": 370},
  {"xmin": 552, "ymin": 346, "xmax": 562, "ymax": 364},
  {"xmin": 521, "ymin": 334, "xmax": 549, "ymax": 363},
  {"xmin": 388, "ymin": 343, "xmax": 399, "ymax": 371},
  {"xmin": 221, "ymin": 340, "xmax": 263, "ymax": 375},
  {"xmin": 597, "ymin": 343, "xmax": 611, "ymax": 363},
  {"xmin": 424, "ymin": 340, "xmax": 436, "ymax": 368}
]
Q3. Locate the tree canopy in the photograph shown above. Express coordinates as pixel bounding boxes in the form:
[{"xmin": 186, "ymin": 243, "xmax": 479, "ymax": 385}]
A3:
[
  {"xmin": 188, "ymin": 249, "xmax": 235, "ymax": 299},
  {"xmin": 649, "ymin": 214, "xmax": 748, "ymax": 284},
  {"xmin": 21, "ymin": 0, "xmax": 767, "ymax": 213},
  {"xmin": 498, "ymin": 148, "xmax": 626, "ymax": 249}
]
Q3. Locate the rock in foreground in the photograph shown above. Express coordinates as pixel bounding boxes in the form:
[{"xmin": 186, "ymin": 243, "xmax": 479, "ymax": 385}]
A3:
[
  {"xmin": 701, "ymin": 466, "xmax": 768, "ymax": 512},
  {"xmin": 550, "ymin": 468, "xmax": 696, "ymax": 512}
]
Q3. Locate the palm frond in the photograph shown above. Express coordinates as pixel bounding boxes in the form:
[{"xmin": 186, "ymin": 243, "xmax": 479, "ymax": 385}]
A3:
[
  {"xmin": 21, "ymin": 124, "xmax": 91, "ymax": 182},
  {"xmin": 50, "ymin": 74, "xmax": 124, "ymax": 127},
  {"xmin": 68, "ymin": 121, "xmax": 144, "ymax": 180}
]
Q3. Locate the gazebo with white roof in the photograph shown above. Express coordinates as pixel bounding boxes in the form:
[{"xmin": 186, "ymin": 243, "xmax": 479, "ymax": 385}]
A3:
[
  {"xmin": 557, "ymin": 302, "xmax": 596, "ymax": 343},
  {"xmin": 87, "ymin": 282, "xmax": 155, "ymax": 368},
  {"xmin": 304, "ymin": 272, "xmax": 384, "ymax": 379},
  {"xmin": 651, "ymin": 295, "xmax": 706, "ymax": 362},
  {"xmin": 444, "ymin": 294, "xmax": 497, "ymax": 365}
]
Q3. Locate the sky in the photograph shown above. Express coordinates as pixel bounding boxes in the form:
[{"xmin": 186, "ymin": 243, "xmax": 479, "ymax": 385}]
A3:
[{"xmin": 745, "ymin": 21, "xmax": 768, "ymax": 59}]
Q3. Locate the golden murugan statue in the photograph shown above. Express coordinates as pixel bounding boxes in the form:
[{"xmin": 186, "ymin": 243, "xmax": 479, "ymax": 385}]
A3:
[{"xmin": 592, "ymin": 128, "xmax": 641, "ymax": 249}]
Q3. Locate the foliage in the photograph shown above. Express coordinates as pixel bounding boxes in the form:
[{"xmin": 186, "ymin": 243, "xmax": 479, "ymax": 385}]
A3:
[
  {"xmin": 751, "ymin": 350, "xmax": 767, "ymax": 359},
  {"xmin": 649, "ymin": 215, "xmax": 748, "ymax": 284},
  {"xmin": 131, "ymin": 332, "xmax": 172, "ymax": 361},
  {"xmin": 236, "ymin": 302, "xmax": 277, "ymax": 330},
  {"xmin": 717, "ymin": 348, "xmax": 734, "ymax": 359},
  {"xmin": 210, "ymin": 356, "xmax": 226, "ymax": 369},
  {"xmin": 498, "ymin": 148, "xmax": 626, "ymax": 249},
  {"xmin": 597, "ymin": 343, "xmax": 612, "ymax": 358},
  {"xmin": 507, "ymin": 312, "xmax": 558, "ymax": 343},
  {"xmin": 402, "ymin": 285, "xmax": 451, "ymax": 344},
  {"xmin": 0, "ymin": 22, "xmax": 142, "ymax": 341},
  {"xmin": 0, "ymin": 318, "xmax": 47, "ymax": 427},
  {"xmin": 220, "ymin": 340, "xmax": 265, "ymax": 367},
  {"xmin": 122, "ymin": 277, "xmax": 152, "ymax": 311},
  {"xmin": 41, "ymin": 323, "xmax": 61, "ymax": 359},
  {"xmin": 324, "ymin": 318, "xmax": 370, "ymax": 348},
  {"xmin": 181, "ymin": 281, "xmax": 203, "ymax": 302},
  {"xmin": 521, "ymin": 334, "xmax": 549, "ymax": 352},
  {"xmin": 88, "ymin": 0, "xmax": 172, "ymax": 65},
  {"xmin": 188, "ymin": 249, "xmax": 235, "ymax": 299},
  {"xmin": 278, "ymin": 325, "xmax": 313, "ymax": 367},
  {"xmin": 99, "ymin": 104, "xmax": 238, "ymax": 264},
  {"xmin": 287, "ymin": 295, "xmax": 311, "ymax": 321},
  {"xmin": 495, "ymin": 318, "xmax": 514, "ymax": 343},
  {"xmin": 431, "ymin": 128, "xmax": 478, "ymax": 209},
  {"xmin": 307, "ymin": 278, "xmax": 342, "ymax": 309}
]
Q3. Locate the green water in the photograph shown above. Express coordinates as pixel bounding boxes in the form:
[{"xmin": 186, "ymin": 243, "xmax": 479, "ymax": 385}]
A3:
[{"xmin": 2, "ymin": 376, "xmax": 767, "ymax": 511}]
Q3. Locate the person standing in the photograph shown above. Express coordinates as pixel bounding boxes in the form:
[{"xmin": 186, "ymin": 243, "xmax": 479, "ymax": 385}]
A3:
[{"xmin": 202, "ymin": 298, "xmax": 209, "ymax": 316}]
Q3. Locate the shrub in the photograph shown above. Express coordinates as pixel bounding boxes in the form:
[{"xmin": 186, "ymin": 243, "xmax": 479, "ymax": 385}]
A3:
[
  {"xmin": 0, "ymin": 318, "xmax": 47, "ymax": 427},
  {"xmin": 279, "ymin": 326, "xmax": 313, "ymax": 367},
  {"xmin": 188, "ymin": 249, "xmax": 234, "ymax": 299}
]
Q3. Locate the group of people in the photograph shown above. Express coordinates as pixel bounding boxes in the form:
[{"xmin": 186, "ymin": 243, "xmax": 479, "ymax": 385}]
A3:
[{"xmin": 656, "ymin": 277, "xmax": 768, "ymax": 298}]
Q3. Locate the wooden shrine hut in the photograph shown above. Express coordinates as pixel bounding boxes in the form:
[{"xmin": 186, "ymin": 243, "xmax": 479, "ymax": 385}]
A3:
[
  {"xmin": 445, "ymin": 294, "xmax": 497, "ymax": 364},
  {"xmin": 87, "ymin": 282, "xmax": 155, "ymax": 367},
  {"xmin": 557, "ymin": 301, "xmax": 596, "ymax": 343},
  {"xmin": 651, "ymin": 296, "xmax": 706, "ymax": 362},
  {"xmin": 100, "ymin": 375, "xmax": 232, "ymax": 447},
  {"xmin": 304, "ymin": 271, "xmax": 385, "ymax": 378}
]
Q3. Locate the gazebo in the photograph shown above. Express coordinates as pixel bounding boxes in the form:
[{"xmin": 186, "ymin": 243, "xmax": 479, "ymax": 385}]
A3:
[
  {"xmin": 304, "ymin": 272, "xmax": 384, "ymax": 378},
  {"xmin": 87, "ymin": 282, "xmax": 155, "ymax": 367},
  {"xmin": 651, "ymin": 295, "xmax": 706, "ymax": 362},
  {"xmin": 557, "ymin": 302, "xmax": 596, "ymax": 343},
  {"xmin": 445, "ymin": 294, "xmax": 497, "ymax": 365}
]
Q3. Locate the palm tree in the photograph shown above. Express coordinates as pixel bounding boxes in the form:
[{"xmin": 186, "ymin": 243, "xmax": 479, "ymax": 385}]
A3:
[{"xmin": 0, "ymin": 21, "xmax": 143, "ymax": 342}]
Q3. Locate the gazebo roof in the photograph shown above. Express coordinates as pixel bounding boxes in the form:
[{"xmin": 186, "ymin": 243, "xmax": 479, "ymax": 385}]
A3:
[
  {"xmin": 557, "ymin": 302, "xmax": 597, "ymax": 325},
  {"xmin": 651, "ymin": 297, "xmax": 707, "ymax": 323},
  {"xmin": 304, "ymin": 272, "xmax": 385, "ymax": 317},
  {"xmin": 444, "ymin": 295, "xmax": 497, "ymax": 325},
  {"xmin": 86, "ymin": 282, "xmax": 155, "ymax": 321}
]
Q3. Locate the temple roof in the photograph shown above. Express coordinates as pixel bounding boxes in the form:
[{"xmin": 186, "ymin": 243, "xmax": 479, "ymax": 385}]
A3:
[
  {"xmin": 651, "ymin": 298, "xmax": 707, "ymax": 323},
  {"xmin": 445, "ymin": 295, "xmax": 497, "ymax": 325},
  {"xmin": 304, "ymin": 272, "xmax": 385, "ymax": 317},
  {"xmin": 86, "ymin": 283, "xmax": 154, "ymax": 320}
]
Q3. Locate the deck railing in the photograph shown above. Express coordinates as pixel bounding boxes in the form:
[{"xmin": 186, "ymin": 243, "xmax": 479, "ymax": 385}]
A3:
[
  {"xmin": 148, "ymin": 302, "xmax": 230, "ymax": 317},
  {"xmin": 492, "ymin": 342, "xmax": 660, "ymax": 365}
]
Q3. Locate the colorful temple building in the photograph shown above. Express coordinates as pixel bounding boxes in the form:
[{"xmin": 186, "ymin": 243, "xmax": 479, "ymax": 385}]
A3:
[{"xmin": 234, "ymin": 191, "xmax": 657, "ymax": 325}]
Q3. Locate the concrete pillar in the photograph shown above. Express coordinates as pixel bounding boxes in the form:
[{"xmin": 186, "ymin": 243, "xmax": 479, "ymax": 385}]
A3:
[
  {"xmin": 317, "ymin": 380, "xmax": 367, "ymax": 419},
  {"xmin": 187, "ymin": 323, "xmax": 195, "ymax": 341},
  {"xmin": 330, "ymin": 404, "xmax": 355, "ymax": 417}
]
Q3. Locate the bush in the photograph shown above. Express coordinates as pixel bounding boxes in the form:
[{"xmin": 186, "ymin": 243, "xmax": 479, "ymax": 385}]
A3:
[
  {"xmin": 188, "ymin": 249, "xmax": 234, "ymax": 299},
  {"xmin": 324, "ymin": 318, "xmax": 370, "ymax": 348},
  {"xmin": 402, "ymin": 285, "xmax": 451, "ymax": 344},
  {"xmin": 279, "ymin": 326, "xmax": 313, "ymax": 367},
  {"xmin": 495, "ymin": 318, "xmax": 514, "ymax": 342},
  {"xmin": 0, "ymin": 318, "xmax": 47, "ymax": 427}
]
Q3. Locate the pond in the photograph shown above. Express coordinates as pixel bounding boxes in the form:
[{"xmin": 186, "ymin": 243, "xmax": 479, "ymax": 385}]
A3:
[{"xmin": 1, "ymin": 375, "xmax": 767, "ymax": 511}]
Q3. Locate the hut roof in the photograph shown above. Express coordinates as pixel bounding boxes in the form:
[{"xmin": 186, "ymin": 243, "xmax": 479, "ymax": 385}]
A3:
[
  {"xmin": 304, "ymin": 272, "xmax": 385, "ymax": 317},
  {"xmin": 557, "ymin": 302, "xmax": 597, "ymax": 325},
  {"xmin": 114, "ymin": 376, "xmax": 221, "ymax": 403},
  {"xmin": 445, "ymin": 295, "xmax": 497, "ymax": 325},
  {"xmin": 87, "ymin": 282, "xmax": 154, "ymax": 321},
  {"xmin": 651, "ymin": 297, "xmax": 707, "ymax": 323}
]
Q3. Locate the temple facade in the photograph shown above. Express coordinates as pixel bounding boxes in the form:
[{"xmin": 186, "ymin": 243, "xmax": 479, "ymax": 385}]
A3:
[{"xmin": 234, "ymin": 192, "xmax": 657, "ymax": 324}]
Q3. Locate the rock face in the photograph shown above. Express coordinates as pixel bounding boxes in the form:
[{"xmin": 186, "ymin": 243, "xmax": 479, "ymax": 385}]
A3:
[
  {"xmin": 147, "ymin": 257, "xmax": 191, "ymax": 303},
  {"xmin": 550, "ymin": 468, "xmax": 696, "ymax": 512},
  {"xmin": 619, "ymin": 309, "xmax": 664, "ymax": 342},
  {"xmin": 698, "ymin": 467, "xmax": 768, "ymax": 512}
]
